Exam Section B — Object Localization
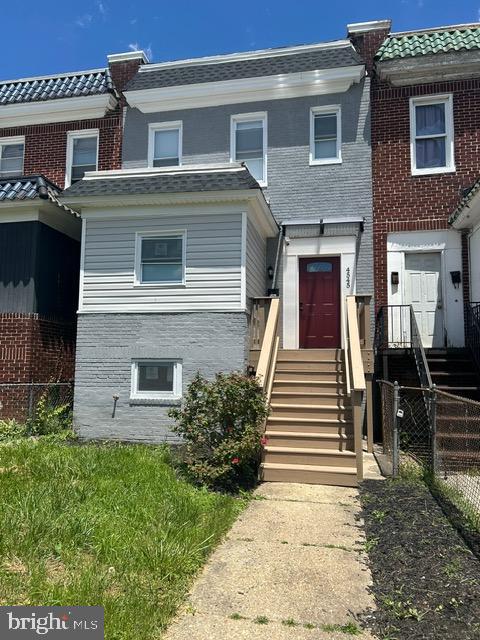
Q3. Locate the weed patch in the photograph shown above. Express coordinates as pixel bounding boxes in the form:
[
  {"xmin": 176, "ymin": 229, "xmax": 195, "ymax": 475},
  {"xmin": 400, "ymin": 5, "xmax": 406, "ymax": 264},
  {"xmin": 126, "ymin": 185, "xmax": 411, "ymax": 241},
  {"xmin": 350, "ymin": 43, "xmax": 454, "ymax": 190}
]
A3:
[{"xmin": 359, "ymin": 478, "xmax": 480, "ymax": 639}]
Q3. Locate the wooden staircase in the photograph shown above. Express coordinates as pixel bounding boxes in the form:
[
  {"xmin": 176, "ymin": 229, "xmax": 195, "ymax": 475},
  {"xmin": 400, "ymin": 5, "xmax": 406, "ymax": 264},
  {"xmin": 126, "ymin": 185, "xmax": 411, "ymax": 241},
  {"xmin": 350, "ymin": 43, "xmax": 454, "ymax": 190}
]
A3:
[{"xmin": 260, "ymin": 349, "xmax": 358, "ymax": 487}]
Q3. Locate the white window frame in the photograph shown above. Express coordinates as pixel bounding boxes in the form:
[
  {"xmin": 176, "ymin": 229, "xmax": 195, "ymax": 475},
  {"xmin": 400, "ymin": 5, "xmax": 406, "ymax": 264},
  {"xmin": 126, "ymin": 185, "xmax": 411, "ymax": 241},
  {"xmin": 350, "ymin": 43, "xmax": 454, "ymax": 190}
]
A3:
[
  {"xmin": 131, "ymin": 359, "xmax": 183, "ymax": 400},
  {"xmin": 134, "ymin": 229, "xmax": 187, "ymax": 287},
  {"xmin": 65, "ymin": 129, "xmax": 99, "ymax": 188},
  {"xmin": 0, "ymin": 135, "xmax": 25, "ymax": 177},
  {"xmin": 309, "ymin": 105, "xmax": 342, "ymax": 166},
  {"xmin": 409, "ymin": 94, "xmax": 455, "ymax": 176},
  {"xmin": 230, "ymin": 112, "xmax": 267, "ymax": 187},
  {"xmin": 148, "ymin": 121, "xmax": 183, "ymax": 168}
]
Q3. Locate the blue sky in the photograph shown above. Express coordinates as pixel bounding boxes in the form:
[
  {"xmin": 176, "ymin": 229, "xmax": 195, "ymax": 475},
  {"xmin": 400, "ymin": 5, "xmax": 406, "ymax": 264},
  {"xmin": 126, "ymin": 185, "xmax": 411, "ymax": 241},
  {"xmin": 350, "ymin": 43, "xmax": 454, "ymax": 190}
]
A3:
[{"xmin": 1, "ymin": 0, "xmax": 478, "ymax": 80}]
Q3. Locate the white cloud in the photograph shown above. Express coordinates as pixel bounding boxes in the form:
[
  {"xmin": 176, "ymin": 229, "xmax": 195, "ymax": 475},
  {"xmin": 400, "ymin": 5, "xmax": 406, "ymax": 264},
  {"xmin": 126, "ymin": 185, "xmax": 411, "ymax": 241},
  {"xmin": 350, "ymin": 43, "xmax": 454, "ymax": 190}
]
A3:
[
  {"xmin": 129, "ymin": 42, "xmax": 153, "ymax": 61},
  {"xmin": 76, "ymin": 13, "xmax": 93, "ymax": 27},
  {"xmin": 97, "ymin": 1, "xmax": 107, "ymax": 15}
]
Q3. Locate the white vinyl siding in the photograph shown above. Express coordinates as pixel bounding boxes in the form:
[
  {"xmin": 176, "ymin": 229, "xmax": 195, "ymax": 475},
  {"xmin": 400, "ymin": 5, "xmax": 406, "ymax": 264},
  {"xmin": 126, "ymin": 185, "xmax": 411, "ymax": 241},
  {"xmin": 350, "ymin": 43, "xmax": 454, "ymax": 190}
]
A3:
[
  {"xmin": 81, "ymin": 213, "xmax": 243, "ymax": 312},
  {"xmin": 246, "ymin": 217, "xmax": 266, "ymax": 299}
]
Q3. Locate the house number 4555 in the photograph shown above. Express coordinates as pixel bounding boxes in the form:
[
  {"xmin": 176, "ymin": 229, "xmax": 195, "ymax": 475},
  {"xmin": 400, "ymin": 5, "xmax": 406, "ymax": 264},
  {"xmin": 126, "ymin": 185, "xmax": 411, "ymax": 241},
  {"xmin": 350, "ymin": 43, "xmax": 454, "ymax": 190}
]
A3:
[{"xmin": 346, "ymin": 267, "xmax": 351, "ymax": 289}]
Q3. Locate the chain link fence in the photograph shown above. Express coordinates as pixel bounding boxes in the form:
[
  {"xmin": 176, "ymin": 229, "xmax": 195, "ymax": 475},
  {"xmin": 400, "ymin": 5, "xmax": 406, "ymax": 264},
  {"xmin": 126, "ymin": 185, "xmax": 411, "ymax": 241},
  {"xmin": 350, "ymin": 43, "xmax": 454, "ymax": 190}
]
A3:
[
  {"xmin": 379, "ymin": 379, "xmax": 480, "ymax": 526},
  {"xmin": 0, "ymin": 383, "xmax": 74, "ymax": 426}
]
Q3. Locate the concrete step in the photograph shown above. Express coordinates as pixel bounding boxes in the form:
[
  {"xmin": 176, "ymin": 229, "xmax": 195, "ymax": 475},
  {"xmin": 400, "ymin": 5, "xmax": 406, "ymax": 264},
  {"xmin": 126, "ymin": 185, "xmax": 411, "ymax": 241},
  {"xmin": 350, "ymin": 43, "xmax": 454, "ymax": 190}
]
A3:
[
  {"xmin": 270, "ymin": 403, "xmax": 351, "ymax": 420},
  {"xmin": 264, "ymin": 446, "xmax": 356, "ymax": 467},
  {"xmin": 272, "ymin": 379, "xmax": 347, "ymax": 394},
  {"xmin": 271, "ymin": 390, "xmax": 348, "ymax": 406},
  {"xmin": 264, "ymin": 430, "xmax": 353, "ymax": 450},
  {"xmin": 278, "ymin": 348, "xmax": 343, "ymax": 361},
  {"xmin": 260, "ymin": 462, "xmax": 358, "ymax": 486},
  {"xmin": 274, "ymin": 360, "xmax": 345, "ymax": 372}
]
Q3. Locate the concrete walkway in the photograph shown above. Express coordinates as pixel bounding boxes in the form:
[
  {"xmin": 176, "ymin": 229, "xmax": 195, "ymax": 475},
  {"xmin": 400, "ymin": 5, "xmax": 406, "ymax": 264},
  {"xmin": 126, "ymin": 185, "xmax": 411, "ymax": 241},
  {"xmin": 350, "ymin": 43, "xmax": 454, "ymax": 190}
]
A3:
[{"xmin": 165, "ymin": 454, "xmax": 381, "ymax": 639}]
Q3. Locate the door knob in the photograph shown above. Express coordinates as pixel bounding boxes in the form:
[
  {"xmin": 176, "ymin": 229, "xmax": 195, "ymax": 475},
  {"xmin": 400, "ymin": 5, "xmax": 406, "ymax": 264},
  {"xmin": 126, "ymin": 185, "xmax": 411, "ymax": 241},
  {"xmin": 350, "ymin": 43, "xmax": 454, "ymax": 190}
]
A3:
[{"xmin": 299, "ymin": 302, "xmax": 304, "ymax": 311}]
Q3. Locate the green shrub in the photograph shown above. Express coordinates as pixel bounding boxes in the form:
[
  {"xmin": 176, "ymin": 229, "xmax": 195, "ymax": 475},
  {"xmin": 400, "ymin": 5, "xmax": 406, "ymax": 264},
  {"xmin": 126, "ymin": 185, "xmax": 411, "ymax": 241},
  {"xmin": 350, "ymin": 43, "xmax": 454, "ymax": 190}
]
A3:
[
  {"xmin": 29, "ymin": 394, "xmax": 72, "ymax": 436},
  {"xmin": 0, "ymin": 419, "xmax": 28, "ymax": 442},
  {"xmin": 168, "ymin": 372, "xmax": 269, "ymax": 492}
]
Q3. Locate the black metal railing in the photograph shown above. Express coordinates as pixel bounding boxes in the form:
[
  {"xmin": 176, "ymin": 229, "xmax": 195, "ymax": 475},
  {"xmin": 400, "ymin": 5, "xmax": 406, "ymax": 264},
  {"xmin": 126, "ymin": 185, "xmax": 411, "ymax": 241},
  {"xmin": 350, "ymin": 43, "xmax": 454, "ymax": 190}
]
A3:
[
  {"xmin": 375, "ymin": 304, "xmax": 432, "ymax": 390},
  {"xmin": 410, "ymin": 306, "xmax": 433, "ymax": 390},
  {"xmin": 466, "ymin": 302, "xmax": 480, "ymax": 377},
  {"xmin": 375, "ymin": 304, "xmax": 411, "ymax": 351}
]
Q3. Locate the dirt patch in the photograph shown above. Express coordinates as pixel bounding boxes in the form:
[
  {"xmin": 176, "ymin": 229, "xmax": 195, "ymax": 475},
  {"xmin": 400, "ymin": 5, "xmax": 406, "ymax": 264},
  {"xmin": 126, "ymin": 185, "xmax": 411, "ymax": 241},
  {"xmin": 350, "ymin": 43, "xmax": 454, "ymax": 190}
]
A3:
[{"xmin": 359, "ymin": 478, "xmax": 480, "ymax": 640}]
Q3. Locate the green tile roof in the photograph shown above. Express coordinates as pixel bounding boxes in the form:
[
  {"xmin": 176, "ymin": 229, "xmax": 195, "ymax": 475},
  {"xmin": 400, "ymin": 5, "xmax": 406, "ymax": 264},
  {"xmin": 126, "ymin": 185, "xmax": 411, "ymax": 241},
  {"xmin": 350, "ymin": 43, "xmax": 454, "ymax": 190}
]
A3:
[{"xmin": 376, "ymin": 26, "xmax": 480, "ymax": 61}]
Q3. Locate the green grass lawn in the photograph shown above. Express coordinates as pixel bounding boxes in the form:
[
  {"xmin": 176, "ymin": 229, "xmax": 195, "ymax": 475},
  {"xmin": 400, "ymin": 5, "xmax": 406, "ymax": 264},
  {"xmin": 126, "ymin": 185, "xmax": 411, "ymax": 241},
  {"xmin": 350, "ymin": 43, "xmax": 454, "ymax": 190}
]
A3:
[{"xmin": 0, "ymin": 437, "xmax": 245, "ymax": 639}]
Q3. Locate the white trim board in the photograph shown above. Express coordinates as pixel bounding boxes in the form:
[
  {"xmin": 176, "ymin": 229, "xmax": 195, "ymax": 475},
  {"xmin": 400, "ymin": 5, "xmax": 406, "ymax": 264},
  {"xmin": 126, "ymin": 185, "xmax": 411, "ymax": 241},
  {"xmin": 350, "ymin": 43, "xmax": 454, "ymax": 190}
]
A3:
[
  {"xmin": 387, "ymin": 230, "xmax": 465, "ymax": 347},
  {"xmin": 124, "ymin": 66, "xmax": 364, "ymax": 113},
  {"xmin": 282, "ymin": 234, "xmax": 356, "ymax": 349},
  {"xmin": 0, "ymin": 94, "xmax": 117, "ymax": 128}
]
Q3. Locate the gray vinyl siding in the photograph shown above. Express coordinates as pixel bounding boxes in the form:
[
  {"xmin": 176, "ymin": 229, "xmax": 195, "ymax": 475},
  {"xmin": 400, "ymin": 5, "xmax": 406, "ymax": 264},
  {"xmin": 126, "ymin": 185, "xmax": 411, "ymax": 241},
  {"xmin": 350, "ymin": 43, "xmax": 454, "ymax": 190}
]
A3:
[
  {"xmin": 246, "ymin": 217, "xmax": 266, "ymax": 300},
  {"xmin": 82, "ymin": 212, "xmax": 243, "ymax": 313},
  {"xmin": 122, "ymin": 79, "xmax": 374, "ymax": 306},
  {"xmin": 74, "ymin": 311, "xmax": 249, "ymax": 442}
]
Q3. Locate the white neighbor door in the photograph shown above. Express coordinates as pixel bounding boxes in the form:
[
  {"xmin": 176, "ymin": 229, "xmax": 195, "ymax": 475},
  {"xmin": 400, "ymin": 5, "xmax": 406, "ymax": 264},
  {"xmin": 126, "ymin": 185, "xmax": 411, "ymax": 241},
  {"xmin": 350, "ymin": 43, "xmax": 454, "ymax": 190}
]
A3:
[{"xmin": 405, "ymin": 252, "xmax": 444, "ymax": 348}]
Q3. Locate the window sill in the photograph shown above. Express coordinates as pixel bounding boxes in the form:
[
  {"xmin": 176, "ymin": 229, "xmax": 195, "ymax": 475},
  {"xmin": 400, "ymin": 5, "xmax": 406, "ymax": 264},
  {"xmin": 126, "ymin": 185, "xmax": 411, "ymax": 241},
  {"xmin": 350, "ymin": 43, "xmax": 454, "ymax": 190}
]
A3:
[
  {"xmin": 411, "ymin": 166, "xmax": 456, "ymax": 177},
  {"xmin": 132, "ymin": 282, "xmax": 186, "ymax": 289},
  {"xmin": 309, "ymin": 158, "xmax": 342, "ymax": 166},
  {"xmin": 129, "ymin": 397, "xmax": 182, "ymax": 407}
]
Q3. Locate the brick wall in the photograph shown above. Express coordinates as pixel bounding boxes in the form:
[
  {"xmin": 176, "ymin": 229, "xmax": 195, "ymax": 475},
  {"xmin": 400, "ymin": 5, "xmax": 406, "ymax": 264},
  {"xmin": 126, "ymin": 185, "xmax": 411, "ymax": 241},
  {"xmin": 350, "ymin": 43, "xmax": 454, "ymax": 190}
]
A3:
[
  {"xmin": 0, "ymin": 313, "xmax": 76, "ymax": 384},
  {"xmin": 0, "ymin": 313, "xmax": 76, "ymax": 420},
  {"xmin": 371, "ymin": 76, "xmax": 480, "ymax": 309},
  {"xmin": 0, "ymin": 113, "xmax": 122, "ymax": 188}
]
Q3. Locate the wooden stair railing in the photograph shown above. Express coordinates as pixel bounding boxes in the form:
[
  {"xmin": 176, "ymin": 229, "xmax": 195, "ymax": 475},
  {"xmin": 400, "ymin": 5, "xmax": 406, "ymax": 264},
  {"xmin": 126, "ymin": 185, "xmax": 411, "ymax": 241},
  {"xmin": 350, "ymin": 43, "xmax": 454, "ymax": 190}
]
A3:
[
  {"xmin": 255, "ymin": 297, "xmax": 280, "ymax": 405},
  {"xmin": 345, "ymin": 295, "xmax": 373, "ymax": 481}
]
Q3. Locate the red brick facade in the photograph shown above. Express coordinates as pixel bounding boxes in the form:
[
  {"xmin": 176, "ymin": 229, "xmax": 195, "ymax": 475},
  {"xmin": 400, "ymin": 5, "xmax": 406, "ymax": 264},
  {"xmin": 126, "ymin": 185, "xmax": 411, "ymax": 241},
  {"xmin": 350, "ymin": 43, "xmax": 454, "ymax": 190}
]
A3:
[
  {"xmin": 0, "ymin": 115, "xmax": 122, "ymax": 188},
  {"xmin": 369, "ymin": 53, "xmax": 480, "ymax": 310},
  {"xmin": 0, "ymin": 314, "xmax": 76, "ymax": 384}
]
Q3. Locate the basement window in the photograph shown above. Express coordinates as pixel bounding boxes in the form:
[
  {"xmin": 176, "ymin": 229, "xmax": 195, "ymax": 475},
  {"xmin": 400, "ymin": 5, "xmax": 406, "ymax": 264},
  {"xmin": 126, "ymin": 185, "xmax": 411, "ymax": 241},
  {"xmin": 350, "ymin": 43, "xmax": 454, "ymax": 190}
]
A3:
[
  {"xmin": 66, "ymin": 130, "xmax": 99, "ymax": 186},
  {"xmin": 131, "ymin": 359, "xmax": 182, "ymax": 400},
  {"xmin": 410, "ymin": 95, "xmax": 455, "ymax": 176},
  {"xmin": 0, "ymin": 136, "xmax": 24, "ymax": 177}
]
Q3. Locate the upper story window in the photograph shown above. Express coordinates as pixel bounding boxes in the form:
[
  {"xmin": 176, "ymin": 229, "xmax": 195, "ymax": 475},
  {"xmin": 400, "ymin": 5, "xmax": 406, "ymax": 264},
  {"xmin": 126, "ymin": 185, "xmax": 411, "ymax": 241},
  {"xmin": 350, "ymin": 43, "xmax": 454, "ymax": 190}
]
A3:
[
  {"xmin": 0, "ymin": 136, "xmax": 25, "ymax": 177},
  {"xmin": 410, "ymin": 95, "xmax": 455, "ymax": 176},
  {"xmin": 231, "ymin": 112, "xmax": 267, "ymax": 186},
  {"xmin": 134, "ymin": 231, "xmax": 186, "ymax": 286},
  {"xmin": 66, "ymin": 130, "xmax": 99, "ymax": 187},
  {"xmin": 148, "ymin": 122, "xmax": 182, "ymax": 167},
  {"xmin": 309, "ymin": 106, "xmax": 341, "ymax": 165}
]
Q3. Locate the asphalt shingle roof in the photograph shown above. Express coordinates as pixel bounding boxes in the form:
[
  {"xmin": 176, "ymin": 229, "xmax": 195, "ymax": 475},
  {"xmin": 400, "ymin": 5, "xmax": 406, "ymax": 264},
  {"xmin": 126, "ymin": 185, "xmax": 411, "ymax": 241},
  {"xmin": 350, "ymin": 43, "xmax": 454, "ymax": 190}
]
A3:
[
  {"xmin": 61, "ymin": 168, "xmax": 261, "ymax": 198},
  {"xmin": 376, "ymin": 26, "xmax": 480, "ymax": 61},
  {"xmin": 0, "ymin": 70, "xmax": 115, "ymax": 105},
  {"xmin": 126, "ymin": 46, "xmax": 362, "ymax": 91},
  {"xmin": 449, "ymin": 178, "xmax": 480, "ymax": 224},
  {"xmin": 0, "ymin": 175, "xmax": 60, "ymax": 202}
]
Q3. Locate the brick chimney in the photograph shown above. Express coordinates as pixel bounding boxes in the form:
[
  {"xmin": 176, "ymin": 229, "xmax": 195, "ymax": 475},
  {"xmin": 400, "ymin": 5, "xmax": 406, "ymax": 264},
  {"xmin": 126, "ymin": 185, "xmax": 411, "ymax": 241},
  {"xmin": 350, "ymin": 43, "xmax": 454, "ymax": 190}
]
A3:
[
  {"xmin": 107, "ymin": 50, "xmax": 149, "ymax": 104},
  {"xmin": 347, "ymin": 20, "xmax": 391, "ymax": 75}
]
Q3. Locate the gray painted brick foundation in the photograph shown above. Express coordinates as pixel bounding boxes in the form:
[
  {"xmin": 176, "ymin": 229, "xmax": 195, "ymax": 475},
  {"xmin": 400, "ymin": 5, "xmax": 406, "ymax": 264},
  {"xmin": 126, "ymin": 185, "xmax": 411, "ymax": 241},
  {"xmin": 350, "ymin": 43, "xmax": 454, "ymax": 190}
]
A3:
[{"xmin": 74, "ymin": 312, "xmax": 249, "ymax": 442}]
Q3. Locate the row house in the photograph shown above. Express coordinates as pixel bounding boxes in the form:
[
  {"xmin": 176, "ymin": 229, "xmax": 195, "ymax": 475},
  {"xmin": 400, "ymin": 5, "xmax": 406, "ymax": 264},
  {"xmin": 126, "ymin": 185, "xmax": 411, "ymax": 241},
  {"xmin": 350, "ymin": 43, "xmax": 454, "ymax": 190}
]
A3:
[
  {"xmin": 60, "ymin": 34, "xmax": 375, "ymax": 486},
  {"xmin": 0, "ymin": 51, "xmax": 146, "ymax": 414}
]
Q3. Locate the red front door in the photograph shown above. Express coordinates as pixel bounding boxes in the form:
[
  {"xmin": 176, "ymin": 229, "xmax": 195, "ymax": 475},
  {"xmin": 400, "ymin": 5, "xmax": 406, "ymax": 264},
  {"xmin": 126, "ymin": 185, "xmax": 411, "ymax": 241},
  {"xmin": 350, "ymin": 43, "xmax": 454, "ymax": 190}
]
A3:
[{"xmin": 299, "ymin": 257, "xmax": 341, "ymax": 349}]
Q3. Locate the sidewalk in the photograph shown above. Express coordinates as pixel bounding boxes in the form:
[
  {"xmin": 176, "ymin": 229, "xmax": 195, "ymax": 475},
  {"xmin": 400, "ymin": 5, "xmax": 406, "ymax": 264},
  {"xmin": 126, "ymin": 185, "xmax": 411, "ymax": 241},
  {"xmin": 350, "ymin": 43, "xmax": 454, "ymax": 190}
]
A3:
[{"xmin": 165, "ymin": 454, "xmax": 381, "ymax": 639}]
